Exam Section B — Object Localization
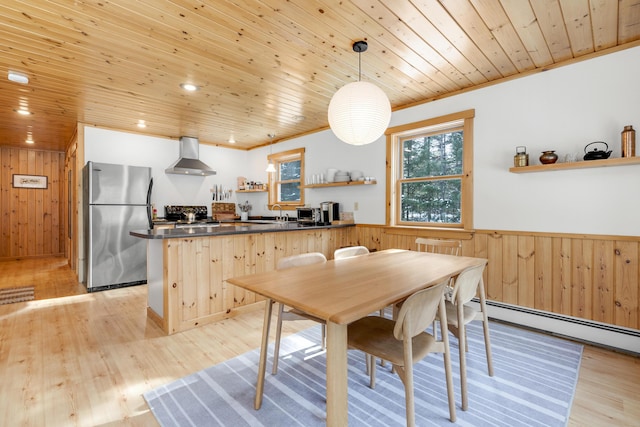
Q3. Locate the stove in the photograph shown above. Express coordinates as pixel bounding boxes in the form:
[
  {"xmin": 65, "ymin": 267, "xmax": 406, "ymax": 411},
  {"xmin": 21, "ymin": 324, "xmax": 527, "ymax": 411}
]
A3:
[{"xmin": 164, "ymin": 205, "xmax": 209, "ymax": 221}]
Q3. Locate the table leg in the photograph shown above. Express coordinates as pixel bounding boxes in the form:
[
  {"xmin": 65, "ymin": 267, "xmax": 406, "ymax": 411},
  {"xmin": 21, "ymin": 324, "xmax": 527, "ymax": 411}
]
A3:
[
  {"xmin": 254, "ymin": 298, "xmax": 273, "ymax": 410},
  {"xmin": 326, "ymin": 321, "xmax": 348, "ymax": 426}
]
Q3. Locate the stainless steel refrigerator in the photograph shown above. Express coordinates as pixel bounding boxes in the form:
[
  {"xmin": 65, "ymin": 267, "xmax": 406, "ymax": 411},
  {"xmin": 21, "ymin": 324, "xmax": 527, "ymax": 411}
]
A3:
[{"xmin": 83, "ymin": 161, "xmax": 153, "ymax": 292}]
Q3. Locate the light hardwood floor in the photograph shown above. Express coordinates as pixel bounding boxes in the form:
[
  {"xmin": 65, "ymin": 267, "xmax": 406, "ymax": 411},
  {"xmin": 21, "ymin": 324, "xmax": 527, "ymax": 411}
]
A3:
[{"xmin": 0, "ymin": 257, "xmax": 638, "ymax": 426}]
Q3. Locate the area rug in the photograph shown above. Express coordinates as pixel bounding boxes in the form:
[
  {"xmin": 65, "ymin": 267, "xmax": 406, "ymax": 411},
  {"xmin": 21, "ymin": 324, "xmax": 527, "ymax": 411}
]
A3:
[
  {"xmin": 144, "ymin": 321, "xmax": 583, "ymax": 426},
  {"xmin": 0, "ymin": 286, "xmax": 35, "ymax": 305}
]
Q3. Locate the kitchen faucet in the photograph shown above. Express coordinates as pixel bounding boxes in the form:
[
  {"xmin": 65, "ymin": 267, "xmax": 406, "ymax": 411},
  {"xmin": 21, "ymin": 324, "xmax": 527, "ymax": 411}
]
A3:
[{"xmin": 271, "ymin": 204, "xmax": 284, "ymax": 222}]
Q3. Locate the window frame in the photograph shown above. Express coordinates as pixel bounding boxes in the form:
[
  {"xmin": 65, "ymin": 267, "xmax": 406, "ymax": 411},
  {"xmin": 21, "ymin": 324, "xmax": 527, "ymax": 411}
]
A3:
[
  {"xmin": 386, "ymin": 109, "xmax": 474, "ymax": 229},
  {"xmin": 267, "ymin": 147, "xmax": 305, "ymax": 210}
]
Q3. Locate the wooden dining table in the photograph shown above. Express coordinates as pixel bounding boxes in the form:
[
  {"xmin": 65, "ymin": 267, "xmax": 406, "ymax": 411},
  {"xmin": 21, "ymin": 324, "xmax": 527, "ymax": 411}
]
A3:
[{"xmin": 227, "ymin": 248, "xmax": 488, "ymax": 426}]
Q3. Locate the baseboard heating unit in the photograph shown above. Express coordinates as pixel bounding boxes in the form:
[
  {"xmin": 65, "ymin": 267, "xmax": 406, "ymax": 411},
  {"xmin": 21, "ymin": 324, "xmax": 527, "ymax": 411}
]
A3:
[{"xmin": 470, "ymin": 300, "xmax": 640, "ymax": 355}]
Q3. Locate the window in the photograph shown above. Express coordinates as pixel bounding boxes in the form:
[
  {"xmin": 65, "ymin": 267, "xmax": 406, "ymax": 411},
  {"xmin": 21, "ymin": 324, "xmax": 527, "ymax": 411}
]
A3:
[
  {"xmin": 386, "ymin": 110, "xmax": 474, "ymax": 229},
  {"xmin": 268, "ymin": 147, "xmax": 305, "ymax": 209}
]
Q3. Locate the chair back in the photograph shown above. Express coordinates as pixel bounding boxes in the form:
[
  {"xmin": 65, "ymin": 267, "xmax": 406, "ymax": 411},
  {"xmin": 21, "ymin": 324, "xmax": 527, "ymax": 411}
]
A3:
[
  {"xmin": 277, "ymin": 252, "xmax": 327, "ymax": 270},
  {"xmin": 394, "ymin": 281, "xmax": 447, "ymax": 340},
  {"xmin": 415, "ymin": 238, "xmax": 461, "ymax": 256},
  {"xmin": 334, "ymin": 246, "xmax": 369, "ymax": 260},
  {"xmin": 450, "ymin": 262, "xmax": 487, "ymax": 305}
]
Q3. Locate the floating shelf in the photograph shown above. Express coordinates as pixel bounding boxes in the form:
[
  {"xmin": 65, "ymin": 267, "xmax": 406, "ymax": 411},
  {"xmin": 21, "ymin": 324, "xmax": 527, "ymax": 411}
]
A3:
[
  {"xmin": 305, "ymin": 180, "xmax": 377, "ymax": 188},
  {"xmin": 236, "ymin": 189, "xmax": 267, "ymax": 193},
  {"xmin": 509, "ymin": 157, "xmax": 640, "ymax": 173}
]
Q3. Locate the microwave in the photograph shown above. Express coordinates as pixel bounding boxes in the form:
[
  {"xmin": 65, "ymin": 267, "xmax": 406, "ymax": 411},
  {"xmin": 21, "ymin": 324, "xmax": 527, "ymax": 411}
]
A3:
[{"xmin": 296, "ymin": 207, "xmax": 321, "ymax": 225}]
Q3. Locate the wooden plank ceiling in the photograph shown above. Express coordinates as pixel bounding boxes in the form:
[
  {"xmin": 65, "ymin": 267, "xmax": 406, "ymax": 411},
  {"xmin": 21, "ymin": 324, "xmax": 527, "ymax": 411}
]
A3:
[{"xmin": 1, "ymin": 0, "xmax": 639, "ymax": 152}]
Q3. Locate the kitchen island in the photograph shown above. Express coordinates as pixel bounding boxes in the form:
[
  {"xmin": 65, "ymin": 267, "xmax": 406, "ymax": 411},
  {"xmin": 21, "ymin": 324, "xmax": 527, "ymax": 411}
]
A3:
[{"xmin": 131, "ymin": 221, "xmax": 356, "ymax": 334}]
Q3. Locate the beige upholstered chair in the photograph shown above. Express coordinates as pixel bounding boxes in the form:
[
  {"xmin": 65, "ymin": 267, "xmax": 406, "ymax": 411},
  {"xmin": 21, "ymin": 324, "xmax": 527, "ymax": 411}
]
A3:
[
  {"xmin": 415, "ymin": 237, "xmax": 461, "ymax": 256},
  {"xmin": 272, "ymin": 252, "xmax": 327, "ymax": 375},
  {"xmin": 333, "ymin": 245, "xmax": 369, "ymax": 259},
  {"xmin": 438, "ymin": 261, "xmax": 493, "ymax": 411},
  {"xmin": 348, "ymin": 280, "xmax": 456, "ymax": 426}
]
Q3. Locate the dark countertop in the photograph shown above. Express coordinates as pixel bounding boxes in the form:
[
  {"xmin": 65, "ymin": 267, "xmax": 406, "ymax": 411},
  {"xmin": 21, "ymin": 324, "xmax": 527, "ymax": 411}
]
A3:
[{"xmin": 130, "ymin": 220, "xmax": 354, "ymax": 239}]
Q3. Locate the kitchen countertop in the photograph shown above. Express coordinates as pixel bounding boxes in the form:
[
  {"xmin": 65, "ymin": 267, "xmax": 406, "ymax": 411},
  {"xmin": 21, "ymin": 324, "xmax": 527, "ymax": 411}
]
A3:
[{"xmin": 130, "ymin": 220, "xmax": 354, "ymax": 239}]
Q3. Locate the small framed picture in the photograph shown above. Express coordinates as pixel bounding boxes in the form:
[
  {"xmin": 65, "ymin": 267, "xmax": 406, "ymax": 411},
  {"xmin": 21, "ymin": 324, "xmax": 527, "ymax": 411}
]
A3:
[{"xmin": 12, "ymin": 174, "xmax": 48, "ymax": 189}]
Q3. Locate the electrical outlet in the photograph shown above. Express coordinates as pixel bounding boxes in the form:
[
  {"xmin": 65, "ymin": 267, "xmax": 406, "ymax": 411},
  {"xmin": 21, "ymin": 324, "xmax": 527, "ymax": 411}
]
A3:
[{"xmin": 354, "ymin": 202, "xmax": 359, "ymax": 211}]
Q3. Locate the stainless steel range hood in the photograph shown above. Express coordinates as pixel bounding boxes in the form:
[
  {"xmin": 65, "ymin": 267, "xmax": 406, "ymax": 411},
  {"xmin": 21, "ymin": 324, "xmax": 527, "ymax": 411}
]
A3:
[{"xmin": 165, "ymin": 136, "xmax": 217, "ymax": 176}]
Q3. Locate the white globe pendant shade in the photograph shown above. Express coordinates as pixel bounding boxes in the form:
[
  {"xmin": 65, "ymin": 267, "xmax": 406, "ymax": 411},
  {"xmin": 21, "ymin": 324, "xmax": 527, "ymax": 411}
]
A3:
[{"xmin": 328, "ymin": 80, "xmax": 391, "ymax": 145}]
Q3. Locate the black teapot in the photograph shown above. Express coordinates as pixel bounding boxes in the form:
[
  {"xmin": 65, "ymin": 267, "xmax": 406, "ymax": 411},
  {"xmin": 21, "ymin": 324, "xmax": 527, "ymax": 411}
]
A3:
[{"xmin": 583, "ymin": 141, "xmax": 612, "ymax": 161}]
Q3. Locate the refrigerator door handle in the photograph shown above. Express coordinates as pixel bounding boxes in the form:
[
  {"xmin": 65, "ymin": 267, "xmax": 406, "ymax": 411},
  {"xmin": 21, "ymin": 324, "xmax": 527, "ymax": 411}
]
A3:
[{"xmin": 146, "ymin": 177, "xmax": 154, "ymax": 229}]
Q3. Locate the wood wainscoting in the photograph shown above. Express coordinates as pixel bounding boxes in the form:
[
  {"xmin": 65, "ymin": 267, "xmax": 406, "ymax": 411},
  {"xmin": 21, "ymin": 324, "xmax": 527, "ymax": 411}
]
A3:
[
  {"xmin": 0, "ymin": 146, "xmax": 66, "ymax": 259},
  {"xmin": 356, "ymin": 225, "xmax": 639, "ymax": 332}
]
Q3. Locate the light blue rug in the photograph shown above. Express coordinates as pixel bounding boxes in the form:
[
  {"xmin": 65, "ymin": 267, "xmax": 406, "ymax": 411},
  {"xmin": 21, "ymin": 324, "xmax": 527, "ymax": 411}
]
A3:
[{"xmin": 144, "ymin": 321, "xmax": 582, "ymax": 426}]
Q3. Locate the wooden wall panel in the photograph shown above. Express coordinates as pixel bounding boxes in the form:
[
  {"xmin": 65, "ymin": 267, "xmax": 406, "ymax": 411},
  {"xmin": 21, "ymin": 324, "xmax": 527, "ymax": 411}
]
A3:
[
  {"xmin": 517, "ymin": 236, "xmax": 535, "ymax": 307},
  {"xmin": 614, "ymin": 241, "xmax": 639, "ymax": 328},
  {"xmin": 354, "ymin": 225, "xmax": 640, "ymax": 331},
  {"xmin": 534, "ymin": 236, "xmax": 553, "ymax": 311},
  {"xmin": 0, "ymin": 146, "xmax": 65, "ymax": 259}
]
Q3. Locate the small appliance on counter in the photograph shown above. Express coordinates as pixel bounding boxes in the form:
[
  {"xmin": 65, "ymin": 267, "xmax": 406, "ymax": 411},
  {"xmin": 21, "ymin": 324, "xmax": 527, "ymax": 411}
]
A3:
[
  {"xmin": 320, "ymin": 201, "xmax": 340, "ymax": 225},
  {"xmin": 296, "ymin": 207, "xmax": 321, "ymax": 226}
]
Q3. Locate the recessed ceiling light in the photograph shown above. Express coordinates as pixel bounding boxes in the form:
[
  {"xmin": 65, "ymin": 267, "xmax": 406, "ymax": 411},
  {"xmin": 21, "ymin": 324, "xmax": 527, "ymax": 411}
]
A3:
[
  {"xmin": 228, "ymin": 135, "xmax": 236, "ymax": 144},
  {"xmin": 14, "ymin": 108, "xmax": 32, "ymax": 115},
  {"xmin": 137, "ymin": 120, "xmax": 147, "ymax": 128},
  {"xmin": 25, "ymin": 133, "xmax": 34, "ymax": 144},
  {"xmin": 180, "ymin": 83, "xmax": 199, "ymax": 91},
  {"xmin": 8, "ymin": 70, "xmax": 29, "ymax": 84}
]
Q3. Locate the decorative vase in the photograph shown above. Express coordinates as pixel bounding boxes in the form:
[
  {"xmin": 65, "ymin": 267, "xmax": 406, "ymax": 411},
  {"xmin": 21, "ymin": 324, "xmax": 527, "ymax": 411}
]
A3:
[
  {"xmin": 539, "ymin": 150, "xmax": 558, "ymax": 164},
  {"xmin": 621, "ymin": 125, "xmax": 636, "ymax": 157},
  {"xmin": 240, "ymin": 212, "xmax": 248, "ymax": 221}
]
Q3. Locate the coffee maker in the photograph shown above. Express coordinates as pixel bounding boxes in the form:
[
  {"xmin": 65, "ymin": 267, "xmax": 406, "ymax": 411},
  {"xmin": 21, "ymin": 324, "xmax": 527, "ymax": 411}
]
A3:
[{"xmin": 320, "ymin": 201, "xmax": 340, "ymax": 225}]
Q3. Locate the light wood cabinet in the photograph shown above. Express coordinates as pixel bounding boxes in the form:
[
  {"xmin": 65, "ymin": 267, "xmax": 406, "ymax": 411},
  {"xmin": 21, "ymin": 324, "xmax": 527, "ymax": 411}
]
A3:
[{"xmin": 148, "ymin": 227, "xmax": 357, "ymax": 334}]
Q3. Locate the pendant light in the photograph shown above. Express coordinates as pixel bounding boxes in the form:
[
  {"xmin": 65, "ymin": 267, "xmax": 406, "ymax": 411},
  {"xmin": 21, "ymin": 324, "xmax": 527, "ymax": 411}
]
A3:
[
  {"xmin": 328, "ymin": 41, "xmax": 391, "ymax": 146},
  {"xmin": 265, "ymin": 133, "xmax": 276, "ymax": 173}
]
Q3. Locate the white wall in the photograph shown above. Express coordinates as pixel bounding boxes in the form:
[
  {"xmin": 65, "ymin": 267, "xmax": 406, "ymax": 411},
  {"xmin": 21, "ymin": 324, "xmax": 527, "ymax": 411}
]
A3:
[
  {"xmin": 85, "ymin": 46, "xmax": 640, "ymax": 236},
  {"xmin": 84, "ymin": 127, "xmax": 248, "ymax": 216}
]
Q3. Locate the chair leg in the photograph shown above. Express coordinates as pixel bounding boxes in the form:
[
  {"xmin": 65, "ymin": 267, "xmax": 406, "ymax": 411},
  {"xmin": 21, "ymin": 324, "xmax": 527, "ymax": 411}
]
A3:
[
  {"xmin": 401, "ymin": 344, "xmax": 415, "ymax": 427},
  {"xmin": 378, "ymin": 308, "xmax": 386, "ymax": 368},
  {"xmin": 482, "ymin": 317, "xmax": 494, "ymax": 376},
  {"xmin": 271, "ymin": 302, "xmax": 285, "ymax": 375},
  {"xmin": 368, "ymin": 354, "xmax": 377, "ymax": 389},
  {"xmin": 439, "ymin": 298, "xmax": 456, "ymax": 422},
  {"xmin": 479, "ymin": 281, "xmax": 494, "ymax": 376},
  {"xmin": 458, "ymin": 305, "xmax": 468, "ymax": 411}
]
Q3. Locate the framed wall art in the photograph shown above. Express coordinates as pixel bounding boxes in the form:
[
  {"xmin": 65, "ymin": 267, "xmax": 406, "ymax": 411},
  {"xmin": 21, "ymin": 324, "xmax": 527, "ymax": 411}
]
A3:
[{"xmin": 12, "ymin": 174, "xmax": 48, "ymax": 189}]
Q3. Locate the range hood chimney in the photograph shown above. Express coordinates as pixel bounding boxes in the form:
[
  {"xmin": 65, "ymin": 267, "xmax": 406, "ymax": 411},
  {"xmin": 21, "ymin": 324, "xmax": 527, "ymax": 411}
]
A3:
[{"xmin": 165, "ymin": 136, "xmax": 216, "ymax": 176}]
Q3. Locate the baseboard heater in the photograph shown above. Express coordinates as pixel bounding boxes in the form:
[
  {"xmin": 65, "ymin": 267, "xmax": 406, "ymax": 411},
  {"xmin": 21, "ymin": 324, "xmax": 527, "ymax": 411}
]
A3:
[{"xmin": 470, "ymin": 299, "xmax": 640, "ymax": 355}]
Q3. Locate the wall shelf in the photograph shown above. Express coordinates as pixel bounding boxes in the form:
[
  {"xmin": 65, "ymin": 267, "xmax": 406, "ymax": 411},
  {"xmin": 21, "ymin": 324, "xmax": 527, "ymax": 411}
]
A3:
[
  {"xmin": 305, "ymin": 180, "xmax": 377, "ymax": 188},
  {"xmin": 509, "ymin": 157, "xmax": 640, "ymax": 173},
  {"xmin": 236, "ymin": 189, "xmax": 267, "ymax": 193}
]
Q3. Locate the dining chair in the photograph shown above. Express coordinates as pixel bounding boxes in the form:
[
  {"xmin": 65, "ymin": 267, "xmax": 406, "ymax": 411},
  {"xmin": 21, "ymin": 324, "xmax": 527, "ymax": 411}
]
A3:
[
  {"xmin": 437, "ymin": 261, "xmax": 493, "ymax": 411},
  {"xmin": 333, "ymin": 245, "xmax": 383, "ymax": 373},
  {"xmin": 415, "ymin": 237, "xmax": 462, "ymax": 256},
  {"xmin": 348, "ymin": 280, "xmax": 456, "ymax": 426},
  {"xmin": 271, "ymin": 252, "xmax": 327, "ymax": 375},
  {"xmin": 333, "ymin": 245, "xmax": 369, "ymax": 259},
  {"xmin": 413, "ymin": 237, "xmax": 462, "ymax": 322}
]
